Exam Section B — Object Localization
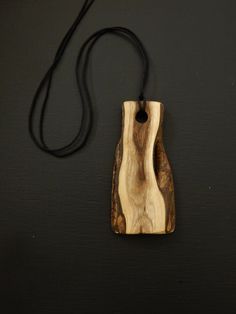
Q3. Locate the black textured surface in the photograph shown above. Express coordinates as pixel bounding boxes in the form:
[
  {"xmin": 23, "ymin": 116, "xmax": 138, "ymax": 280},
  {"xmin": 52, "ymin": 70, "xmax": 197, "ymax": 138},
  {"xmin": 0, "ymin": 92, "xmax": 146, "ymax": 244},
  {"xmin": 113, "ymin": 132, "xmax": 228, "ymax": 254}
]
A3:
[{"xmin": 0, "ymin": 0, "xmax": 236, "ymax": 313}]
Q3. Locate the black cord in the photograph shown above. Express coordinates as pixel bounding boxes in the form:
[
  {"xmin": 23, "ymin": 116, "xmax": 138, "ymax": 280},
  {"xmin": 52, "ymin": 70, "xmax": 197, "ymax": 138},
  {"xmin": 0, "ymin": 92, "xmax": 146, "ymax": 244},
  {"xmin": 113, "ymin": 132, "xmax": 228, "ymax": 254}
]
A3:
[{"xmin": 29, "ymin": 0, "xmax": 150, "ymax": 157}]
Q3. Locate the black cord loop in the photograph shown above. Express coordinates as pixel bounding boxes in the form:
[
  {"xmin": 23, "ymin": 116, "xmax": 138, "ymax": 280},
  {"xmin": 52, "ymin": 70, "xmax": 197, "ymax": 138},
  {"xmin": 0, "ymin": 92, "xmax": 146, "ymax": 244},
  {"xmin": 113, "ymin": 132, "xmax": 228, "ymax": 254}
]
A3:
[{"xmin": 29, "ymin": 0, "xmax": 150, "ymax": 157}]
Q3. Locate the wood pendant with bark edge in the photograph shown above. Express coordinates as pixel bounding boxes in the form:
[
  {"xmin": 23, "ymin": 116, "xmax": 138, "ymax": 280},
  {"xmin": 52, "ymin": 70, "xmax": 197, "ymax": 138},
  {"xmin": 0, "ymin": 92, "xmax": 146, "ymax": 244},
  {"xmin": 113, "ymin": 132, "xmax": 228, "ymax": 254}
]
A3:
[{"xmin": 111, "ymin": 101, "xmax": 175, "ymax": 234}]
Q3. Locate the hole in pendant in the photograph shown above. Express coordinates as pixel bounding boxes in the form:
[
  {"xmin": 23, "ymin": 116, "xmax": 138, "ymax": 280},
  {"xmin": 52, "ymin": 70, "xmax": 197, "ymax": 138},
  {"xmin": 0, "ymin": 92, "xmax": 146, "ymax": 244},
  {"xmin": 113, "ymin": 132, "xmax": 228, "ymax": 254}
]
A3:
[{"xmin": 135, "ymin": 110, "xmax": 148, "ymax": 123}]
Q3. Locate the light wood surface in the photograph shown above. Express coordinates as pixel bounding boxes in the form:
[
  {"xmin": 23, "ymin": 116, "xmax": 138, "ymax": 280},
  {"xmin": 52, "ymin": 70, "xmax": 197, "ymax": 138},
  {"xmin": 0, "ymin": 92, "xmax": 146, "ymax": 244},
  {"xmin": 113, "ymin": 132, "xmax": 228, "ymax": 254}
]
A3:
[{"xmin": 111, "ymin": 101, "xmax": 175, "ymax": 234}]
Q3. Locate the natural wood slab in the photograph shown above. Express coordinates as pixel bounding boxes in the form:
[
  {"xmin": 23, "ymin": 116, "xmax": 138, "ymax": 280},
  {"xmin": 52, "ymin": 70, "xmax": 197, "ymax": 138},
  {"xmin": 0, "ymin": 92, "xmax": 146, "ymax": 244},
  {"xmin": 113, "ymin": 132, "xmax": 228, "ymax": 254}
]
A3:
[{"xmin": 111, "ymin": 101, "xmax": 175, "ymax": 234}]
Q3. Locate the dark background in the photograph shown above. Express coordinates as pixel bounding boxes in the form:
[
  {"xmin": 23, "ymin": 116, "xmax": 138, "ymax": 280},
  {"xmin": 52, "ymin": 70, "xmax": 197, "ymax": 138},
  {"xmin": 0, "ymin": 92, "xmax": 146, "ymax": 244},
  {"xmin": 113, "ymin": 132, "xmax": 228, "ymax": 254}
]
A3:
[{"xmin": 0, "ymin": 0, "xmax": 236, "ymax": 313}]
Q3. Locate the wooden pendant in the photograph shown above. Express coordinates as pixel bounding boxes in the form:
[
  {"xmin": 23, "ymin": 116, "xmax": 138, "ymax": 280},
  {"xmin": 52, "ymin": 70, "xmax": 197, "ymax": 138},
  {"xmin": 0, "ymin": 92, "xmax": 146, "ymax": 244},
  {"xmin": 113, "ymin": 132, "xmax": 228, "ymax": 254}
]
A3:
[{"xmin": 111, "ymin": 101, "xmax": 175, "ymax": 234}]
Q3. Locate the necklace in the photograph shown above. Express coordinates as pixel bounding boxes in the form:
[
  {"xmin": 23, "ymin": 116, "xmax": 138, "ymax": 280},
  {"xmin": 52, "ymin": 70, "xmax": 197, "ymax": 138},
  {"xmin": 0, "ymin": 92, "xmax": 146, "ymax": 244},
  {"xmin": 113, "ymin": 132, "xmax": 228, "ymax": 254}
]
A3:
[{"xmin": 29, "ymin": 0, "xmax": 175, "ymax": 234}]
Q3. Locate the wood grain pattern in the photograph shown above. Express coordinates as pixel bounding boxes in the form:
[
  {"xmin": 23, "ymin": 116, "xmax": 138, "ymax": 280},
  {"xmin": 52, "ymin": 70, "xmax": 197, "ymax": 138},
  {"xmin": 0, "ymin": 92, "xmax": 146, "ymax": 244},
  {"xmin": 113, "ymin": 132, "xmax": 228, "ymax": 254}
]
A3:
[{"xmin": 111, "ymin": 101, "xmax": 175, "ymax": 234}]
